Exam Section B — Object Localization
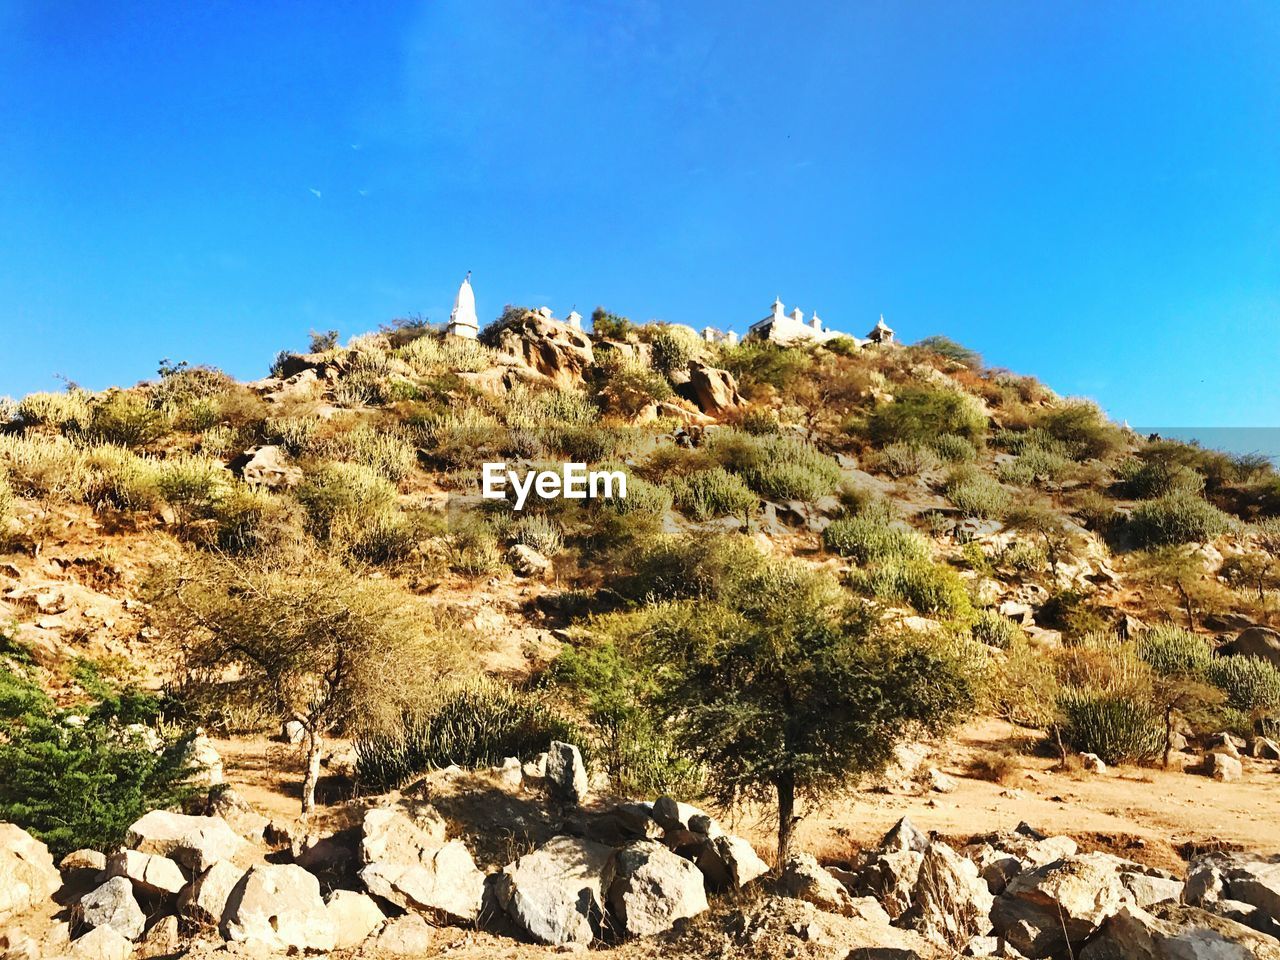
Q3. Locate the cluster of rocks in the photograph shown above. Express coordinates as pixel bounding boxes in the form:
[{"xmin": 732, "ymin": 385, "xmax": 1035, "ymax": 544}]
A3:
[
  {"xmin": 0, "ymin": 763, "xmax": 771, "ymax": 958},
  {"xmin": 775, "ymin": 816, "xmax": 1280, "ymax": 958}
]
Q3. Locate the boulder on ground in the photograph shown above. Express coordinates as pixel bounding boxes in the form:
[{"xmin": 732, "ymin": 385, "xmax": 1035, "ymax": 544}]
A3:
[
  {"xmin": 846, "ymin": 850, "xmax": 924, "ymax": 919},
  {"xmin": 901, "ymin": 841, "xmax": 995, "ymax": 949},
  {"xmin": 177, "ymin": 859, "xmax": 244, "ymax": 926},
  {"xmin": 359, "ymin": 914, "xmax": 434, "ymax": 956},
  {"xmin": 360, "ymin": 838, "xmax": 486, "ymax": 923},
  {"xmin": 1223, "ymin": 627, "xmax": 1280, "ymax": 668},
  {"xmin": 493, "ymin": 836, "xmax": 616, "ymax": 945},
  {"xmin": 991, "ymin": 852, "xmax": 1130, "ymax": 958},
  {"xmin": 137, "ymin": 915, "xmax": 181, "ymax": 959},
  {"xmin": 879, "ymin": 816, "xmax": 930, "ymax": 854},
  {"xmin": 1121, "ymin": 872, "xmax": 1184, "ymax": 908},
  {"xmin": 508, "ymin": 543, "xmax": 551, "ymax": 578},
  {"xmin": 327, "ymin": 889, "xmax": 386, "ymax": 949},
  {"xmin": 678, "ymin": 361, "xmax": 743, "ymax": 414},
  {"xmin": 1249, "ymin": 737, "xmax": 1280, "ymax": 761},
  {"xmin": 1080, "ymin": 752, "xmax": 1108, "ymax": 774},
  {"xmin": 1207, "ymin": 752, "xmax": 1244, "ymax": 782},
  {"xmin": 204, "ymin": 787, "xmax": 270, "ymax": 842},
  {"xmin": 608, "ymin": 840, "xmax": 708, "ymax": 937},
  {"xmin": 1080, "ymin": 901, "xmax": 1280, "ymax": 959},
  {"xmin": 1220, "ymin": 860, "xmax": 1280, "ymax": 930},
  {"xmin": 106, "ymin": 848, "xmax": 187, "ymax": 897},
  {"xmin": 221, "ymin": 863, "xmax": 336, "ymax": 952},
  {"xmin": 68, "ymin": 925, "xmax": 134, "ymax": 960},
  {"xmin": 781, "ymin": 853, "xmax": 858, "ymax": 916},
  {"xmin": 358, "ymin": 805, "xmax": 448, "ymax": 866},
  {"xmin": 545, "ymin": 740, "xmax": 589, "ymax": 804},
  {"xmin": 696, "ymin": 834, "xmax": 770, "ymax": 891},
  {"xmin": 0, "ymin": 823, "xmax": 61, "ymax": 923},
  {"xmin": 125, "ymin": 810, "xmax": 251, "ymax": 872},
  {"xmin": 60, "ymin": 848, "xmax": 107, "ymax": 876},
  {"xmin": 73, "ymin": 876, "xmax": 146, "ymax": 940},
  {"xmin": 232, "ymin": 444, "xmax": 302, "ymax": 490}
]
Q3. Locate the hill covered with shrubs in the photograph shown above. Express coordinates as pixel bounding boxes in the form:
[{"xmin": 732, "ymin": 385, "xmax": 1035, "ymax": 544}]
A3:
[{"xmin": 3, "ymin": 308, "xmax": 1280, "ymax": 956}]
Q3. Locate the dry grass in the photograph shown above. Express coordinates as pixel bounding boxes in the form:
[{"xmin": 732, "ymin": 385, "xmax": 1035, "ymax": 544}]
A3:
[{"xmin": 967, "ymin": 749, "xmax": 1023, "ymax": 785}]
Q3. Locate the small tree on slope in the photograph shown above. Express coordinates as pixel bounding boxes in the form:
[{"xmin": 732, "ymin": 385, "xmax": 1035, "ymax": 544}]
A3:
[{"xmin": 599, "ymin": 550, "xmax": 979, "ymax": 864}]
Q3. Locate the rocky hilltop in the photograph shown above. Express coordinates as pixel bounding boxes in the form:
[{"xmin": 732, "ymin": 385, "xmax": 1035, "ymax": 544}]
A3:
[{"xmin": 1, "ymin": 308, "xmax": 1279, "ymax": 958}]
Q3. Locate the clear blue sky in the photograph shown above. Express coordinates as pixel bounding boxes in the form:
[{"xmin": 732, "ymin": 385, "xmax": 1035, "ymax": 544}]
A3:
[{"xmin": 2, "ymin": 1, "xmax": 1278, "ymax": 429}]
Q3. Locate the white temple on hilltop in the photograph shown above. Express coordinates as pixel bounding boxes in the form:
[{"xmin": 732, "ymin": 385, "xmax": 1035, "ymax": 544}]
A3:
[
  {"xmin": 446, "ymin": 273, "xmax": 479, "ymax": 339},
  {"xmin": 747, "ymin": 297, "xmax": 856, "ymax": 345},
  {"xmin": 866, "ymin": 314, "xmax": 895, "ymax": 343}
]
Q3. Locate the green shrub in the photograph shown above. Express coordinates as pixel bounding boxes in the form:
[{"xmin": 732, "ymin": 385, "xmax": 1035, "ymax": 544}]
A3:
[
  {"xmin": 81, "ymin": 446, "xmax": 161, "ymax": 512},
  {"xmin": 930, "ymin": 433, "xmax": 978, "ymax": 463},
  {"xmin": 1057, "ymin": 687, "xmax": 1163, "ymax": 764},
  {"xmin": 552, "ymin": 635, "xmax": 703, "ymax": 797},
  {"xmin": 619, "ymin": 534, "xmax": 770, "ymax": 603},
  {"xmin": 0, "ymin": 435, "xmax": 87, "ymax": 501},
  {"xmin": 823, "ymin": 516, "xmax": 930, "ymax": 564},
  {"xmin": 608, "ymin": 474, "xmax": 673, "ymax": 517},
  {"xmin": 943, "ymin": 467, "xmax": 1010, "ymax": 519},
  {"xmin": 868, "ymin": 387, "xmax": 987, "ymax": 445},
  {"xmin": 993, "ymin": 541, "xmax": 1043, "ymax": 575},
  {"xmin": 448, "ymin": 516, "xmax": 503, "ymax": 575},
  {"xmin": 998, "ymin": 446, "xmax": 1075, "ymax": 486},
  {"xmin": 668, "ymin": 468, "xmax": 758, "ymax": 520},
  {"xmin": 647, "ymin": 326, "xmax": 699, "ymax": 378},
  {"xmin": 550, "ymin": 425, "xmax": 633, "ymax": 464},
  {"xmin": 1206, "ymin": 656, "xmax": 1280, "ymax": 714},
  {"xmin": 591, "ymin": 307, "xmax": 635, "ymax": 340},
  {"xmin": 16, "ymin": 391, "xmax": 93, "ymax": 431},
  {"xmin": 511, "ymin": 514, "xmax": 564, "ymax": 555},
  {"xmin": 504, "ymin": 386, "xmax": 599, "ymax": 430},
  {"xmin": 850, "ymin": 558, "xmax": 973, "ymax": 619},
  {"xmin": 398, "ymin": 333, "xmax": 494, "ymax": 375},
  {"xmin": 420, "ymin": 408, "xmax": 506, "ymax": 468},
  {"xmin": 353, "ymin": 676, "xmax": 585, "ymax": 791},
  {"xmin": 156, "ymin": 455, "xmax": 231, "ymax": 521},
  {"xmin": 1033, "ymin": 401, "xmax": 1125, "ymax": 461},
  {"xmin": 81, "ymin": 392, "xmax": 169, "ymax": 447},
  {"xmin": 205, "ymin": 486, "xmax": 299, "ymax": 555},
  {"xmin": 151, "ymin": 362, "xmax": 234, "ymax": 415},
  {"xmin": 1128, "ymin": 493, "xmax": 1231, "ymax": 547},
  {"xmin": 264, "ymin": 416, "xmax": 319, "ymax": 455},
  {"xmin": 295, "ymin": 461, "xmax": 397, "ymax": 538},
  {"xmin": 591, "ymin": 353, "xmax": 673, "ymax": 417},
  {"xmin": 1123, "ymin": 459, "xmax": 1205, "ymax": 499},
  {"xmin": 971, "ymin": 610, "xmax": 1023, "ymax": 649},
  {"xmin": 337, "ymin": 425, "xmax": 417, "ymax": 483},
  {"xmin": 0, "ymin": 663, "xmax": 199, "ymax": 856},
  {"xmin": 1136, "ymin": 626, "xmax": 1213, "ymax": 677},
  {"xmin": 706, "ymin": 432, "xmax": 841, "ymax": 502},
  {"xmin": 719, "ymin": 342, "xmax": 813, "ymax": 393},
  {"xmin": 877, "ymin": 442, "xmax": 938, "ymax": 478},
  {"xmin": 914, "ymin": 335, "xmax": 983, "ymax": 370},
  {"xmin": 739, "ymin": 408, "xmax": 781, "ymax": 435}
]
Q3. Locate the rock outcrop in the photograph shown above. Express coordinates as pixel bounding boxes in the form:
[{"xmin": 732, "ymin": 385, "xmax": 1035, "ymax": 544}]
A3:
[
  {"xmin": 0, "ymin": 823, "xmax": 61, "ymax": 924},
  {"xmin": 608, "ymin": 840, "xmax": 709, "ymax": 936}
]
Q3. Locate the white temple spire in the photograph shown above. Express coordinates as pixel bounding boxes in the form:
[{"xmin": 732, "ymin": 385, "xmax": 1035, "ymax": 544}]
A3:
[{"xmin": 446, "ymin": 272, "xmax": 479, "ymax": 339}]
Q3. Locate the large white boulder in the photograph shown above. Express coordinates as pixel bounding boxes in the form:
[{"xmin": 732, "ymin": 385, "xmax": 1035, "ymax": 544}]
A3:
[
  {"xmin": 358, "ymin": 805, "xmax": 448, "ymax": 865},
  {"xmin": 177, "ymin": 860, "xmax": 244, "ymax": 926},
  {"xmin": 781, "ymin": 853, "xmax": 859, "ymax": 916},
  {"xmin": 326, "ymin": 889, "xmax": 385, "ymax": 949},
  {"xmin": 125, "ymin": 810, "xmax": 251, "ymax": 872},
  {"xmin": 221, "ymin": 864, "xmax": 336, "ymax": 952},
  {"xmin": 68, "ymin": 925, "xmax": 134, "ymax": 960},
  {"xmin": 695, "ymin": 834, "xmax": 769, "ymax": 891},
  {"xmin": 545, "ymin": 741, "xmax": 589, "ymax": 804},
  {"xmin": 1081, "ymin": 901, "xmax": 1280, "ymax": 960},
  {"xmin": 991, "ymin": 852, "xmax": 1132, "ymax": 958},
  {"xmin": 494, "ymin": 836, "xmax": 616, "ymax": 945},
  {"xmin": 0, "ymin": 823, "xmax": 61, "ymax": 923},
  {"xmin": 359, "ymin": 839, "xmax": 486, "ymax": 923},
  {"xmin": 608, "ymin": 840, "xmax": 708, "ymax": 937},
  {"xmin": 105, "ymin": 848, "xmax": 187, "ymax": 897}
]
